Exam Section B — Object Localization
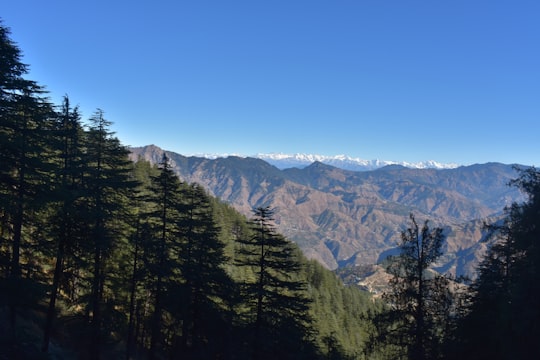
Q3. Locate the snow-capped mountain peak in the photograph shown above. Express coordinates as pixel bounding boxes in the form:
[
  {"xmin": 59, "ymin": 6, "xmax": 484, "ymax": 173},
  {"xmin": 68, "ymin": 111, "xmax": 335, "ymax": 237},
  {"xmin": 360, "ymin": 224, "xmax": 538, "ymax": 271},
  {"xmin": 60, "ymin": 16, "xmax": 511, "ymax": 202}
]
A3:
[
  {"xmin": 191, "ymin": 152, "xmax": 460, "ymax": 171},
  {"xmin": 253, "ymin": 153, "xmax": 459, "ymax": 171}
]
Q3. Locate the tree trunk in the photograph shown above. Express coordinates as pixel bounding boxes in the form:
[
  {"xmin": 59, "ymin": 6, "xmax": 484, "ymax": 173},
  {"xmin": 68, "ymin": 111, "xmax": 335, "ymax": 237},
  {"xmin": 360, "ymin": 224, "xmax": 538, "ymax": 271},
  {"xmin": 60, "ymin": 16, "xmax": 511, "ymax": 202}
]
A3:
[
  {"xmin": 42, "ymin": 239, "xmax": 65, "ymax": 352},
  {"xmin": 126, "ymin": 224, "xmax": 140, "ymax": 360},
  {"xmin": 90, "ymin": 245, "xmax": 103, "ymax": 360}
]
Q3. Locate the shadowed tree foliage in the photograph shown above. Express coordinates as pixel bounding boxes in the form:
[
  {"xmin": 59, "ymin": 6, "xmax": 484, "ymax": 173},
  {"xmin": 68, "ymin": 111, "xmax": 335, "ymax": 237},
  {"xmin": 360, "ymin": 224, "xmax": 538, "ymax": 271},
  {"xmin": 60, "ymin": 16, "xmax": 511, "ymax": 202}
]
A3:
[
  {"xmin": 124, "ymin": 159, "xmax": 158, "ymax": 360},
  {"xmin": 449, "ymin": 167, "xmax": 540, "ymax": 360},
  {"xmin": 0, "ymin": 19, "xmax": 390, "ymax": 360},
  {"xmin": 374, "ymin": 214, "xmax": 452, "ymax": 360},
  {"xmin": 236, "ymin": 206, "xmax": 318, "ymax": 360},
  {"xmin": 42, "ymin": 95, "xmax": 86, "ymax": 352},
  {"xmin": 82, "ymin": 109, "xmax": 135, "ymax": 359},
  {"xmin": 142, "ymin": 154, "xmax": 185, "ymax": 359},
  {"xmin": 0, "ymin": 21, "xmax": 55, "ymax": 355},
  {"xmin": 171, "ymin": 183, "xmax": 235, "ymax": 358}
]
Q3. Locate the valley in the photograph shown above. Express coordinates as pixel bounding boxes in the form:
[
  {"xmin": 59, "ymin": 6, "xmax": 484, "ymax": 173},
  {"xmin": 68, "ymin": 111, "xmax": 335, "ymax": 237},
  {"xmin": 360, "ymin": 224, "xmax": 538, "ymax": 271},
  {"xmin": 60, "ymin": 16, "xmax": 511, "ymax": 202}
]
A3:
[{"xmin": 130, "ymin": 144, "xmax": 525, "ymax": 279}]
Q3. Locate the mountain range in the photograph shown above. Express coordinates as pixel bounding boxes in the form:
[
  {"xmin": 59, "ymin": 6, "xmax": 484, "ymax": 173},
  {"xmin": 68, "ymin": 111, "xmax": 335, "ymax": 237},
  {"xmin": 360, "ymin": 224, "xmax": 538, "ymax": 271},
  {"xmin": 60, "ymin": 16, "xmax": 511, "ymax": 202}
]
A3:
[
  {"xmin": 190, "ymin": 152, "xmax": 460, "ymax": 171},
  {"xmin": 130, "ymin": 145, "xmax": 526, "ymax": 279}
]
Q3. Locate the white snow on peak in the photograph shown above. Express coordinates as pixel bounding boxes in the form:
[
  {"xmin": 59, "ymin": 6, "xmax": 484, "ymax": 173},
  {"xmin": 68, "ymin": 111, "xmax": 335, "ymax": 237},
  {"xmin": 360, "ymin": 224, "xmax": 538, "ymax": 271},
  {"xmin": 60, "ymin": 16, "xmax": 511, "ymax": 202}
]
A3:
[
  {"xmin": 188, "ymin": 152, "xmax": 245, "ymax": 160},
  {"xmin": 191, "ymin": 152, "xmax": 460, "ymax": 171},
  {"xmin": 254, "ymin": 153, "xmax": 459, "ymax": 171}
]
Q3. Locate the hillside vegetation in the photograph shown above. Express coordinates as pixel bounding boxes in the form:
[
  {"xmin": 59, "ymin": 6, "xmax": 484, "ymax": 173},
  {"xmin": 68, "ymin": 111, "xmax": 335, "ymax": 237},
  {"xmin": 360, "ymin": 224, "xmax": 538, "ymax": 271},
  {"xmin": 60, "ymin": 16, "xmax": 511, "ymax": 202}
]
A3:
[
  {"xmin": 2, "ymin": 20, "xmax": 540, "ymax": 360},
  {"xmin": 0, "ymin": 21, "xmax": 382, "ymax": 359},
  {"xmin": 130, "ymin": 145, "xmax": 524, "ymax": 279}
]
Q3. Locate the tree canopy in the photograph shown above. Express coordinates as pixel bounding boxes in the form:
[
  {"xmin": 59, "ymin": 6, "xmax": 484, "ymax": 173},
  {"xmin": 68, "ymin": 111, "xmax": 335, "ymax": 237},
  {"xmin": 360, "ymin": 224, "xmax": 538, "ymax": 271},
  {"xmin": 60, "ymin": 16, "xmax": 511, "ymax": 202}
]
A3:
[
  {"xmin": 3, "ymin": 18, "xmax": 539, "ymax": 360},
  {"xmin": 0, "ymin": 21, "xmax": 382, "ymax": 360},
  {"xmin": 448, "ymin": 167, "xmax": 540, "ymax": 360},
  {"xmin": 373, "ymin": 214, "xmax": 452, "ymax": 360}
]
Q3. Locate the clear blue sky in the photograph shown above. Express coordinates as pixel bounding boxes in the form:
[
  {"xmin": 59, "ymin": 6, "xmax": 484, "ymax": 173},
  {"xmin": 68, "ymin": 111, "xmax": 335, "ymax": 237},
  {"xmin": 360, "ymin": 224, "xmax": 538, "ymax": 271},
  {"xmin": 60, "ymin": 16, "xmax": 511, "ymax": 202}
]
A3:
[{"xmin": 2, "ymin": 0, "xmax": 539, "ymax": 166}]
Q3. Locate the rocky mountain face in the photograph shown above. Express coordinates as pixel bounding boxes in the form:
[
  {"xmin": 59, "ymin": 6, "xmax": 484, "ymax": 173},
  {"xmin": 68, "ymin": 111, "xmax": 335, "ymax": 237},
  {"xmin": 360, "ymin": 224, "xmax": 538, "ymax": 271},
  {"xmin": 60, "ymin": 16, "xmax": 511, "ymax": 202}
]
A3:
[{"xmin": 130, "ymin": 145, "xmax": 525, "ymax": 279}]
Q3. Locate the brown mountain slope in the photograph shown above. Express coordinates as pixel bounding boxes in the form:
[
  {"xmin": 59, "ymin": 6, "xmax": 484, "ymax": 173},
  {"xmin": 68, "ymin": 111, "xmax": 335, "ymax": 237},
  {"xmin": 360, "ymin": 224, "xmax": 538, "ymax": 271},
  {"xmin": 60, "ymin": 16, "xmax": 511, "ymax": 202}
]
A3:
[{"xmin": 129, "ymin": 145, "xmax": 524, "ymax": 278}]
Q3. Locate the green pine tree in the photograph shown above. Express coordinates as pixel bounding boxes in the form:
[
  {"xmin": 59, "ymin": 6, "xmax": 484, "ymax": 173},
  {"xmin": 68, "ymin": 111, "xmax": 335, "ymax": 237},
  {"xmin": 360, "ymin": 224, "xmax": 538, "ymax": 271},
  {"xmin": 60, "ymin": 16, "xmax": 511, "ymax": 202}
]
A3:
[
  {"xmin": 236, "ymin": 206, "xmax": 317, "ymax": 360},
  {"xmin": 0, "ymin": 21, "xmax": 56, "ymax": 354},
  {"xmin": 81, "ymin": 109, "xmax": 135, "ymax": 359},
  {"xmin": 42, "ymin": 95, "xmax": 86, "ymax": 352},
  {"xmin": 173, "ymin": 183, "xmax": 235, "ymax": 358},
  {"xmin": 376, "ymin": 214, "xmax": 452, "ymax": 360},
  {"xmin": 450, "ymin": 167, "xmax": 540, "ymax": 360},
  {"xmin": 142, "ymin": 154, "xmax": 185, "ymax": 359}
]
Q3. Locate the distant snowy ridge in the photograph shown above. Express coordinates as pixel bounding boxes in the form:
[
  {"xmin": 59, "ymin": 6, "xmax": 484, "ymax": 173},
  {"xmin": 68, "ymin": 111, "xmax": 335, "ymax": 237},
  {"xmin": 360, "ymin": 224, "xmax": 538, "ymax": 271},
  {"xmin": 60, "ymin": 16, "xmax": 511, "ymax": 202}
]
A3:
[
  {"xmin": 255, "ymin": 153, "xmax": 459, "ymax": 171},
  {"xmin": 191, "ymin": 152, "xmax": 460, "ymax": 171}
]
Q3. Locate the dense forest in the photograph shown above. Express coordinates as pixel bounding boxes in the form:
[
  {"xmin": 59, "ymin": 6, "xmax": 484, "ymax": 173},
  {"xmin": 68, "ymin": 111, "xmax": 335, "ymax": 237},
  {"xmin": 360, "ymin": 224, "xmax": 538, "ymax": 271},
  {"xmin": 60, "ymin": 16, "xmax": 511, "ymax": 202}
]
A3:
[{"xmin": 1, "ymin": 20, "xmax": 540, "ymax": 359}]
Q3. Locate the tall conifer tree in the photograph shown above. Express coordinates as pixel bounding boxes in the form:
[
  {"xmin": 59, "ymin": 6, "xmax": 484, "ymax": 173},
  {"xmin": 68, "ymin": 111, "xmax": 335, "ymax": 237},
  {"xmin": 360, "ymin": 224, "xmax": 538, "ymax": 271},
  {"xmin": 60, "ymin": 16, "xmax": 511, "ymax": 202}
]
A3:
[
  {"xmin": 451, "ymin": 167, "xmax": 540, "ymax": 360},
  {"xmin": 0, "ymin": 22, "xmax": 55, "ymax": 346},
  {"xmin": 143, "ymin": 154, "xmax": 184, "ymax": 359},
  {"xmin": 377, "ymin": 214, "xmax": 452, "ymax": 360},
  {"xmin": 236, "ymin": 206, "xmax": 315, "ymax": 360},
  {"xmin": 175, "ymin": 183, "xmax": 234, "ymax": 357},
  {"xmin": 125, "ymin": 159, "xmax": 157, "ymax": 360},
  {"xmin": 82, "ymin": 109, "xmax": 134, "ymax": 359},
  {"xmin": 42, "ymin": 95, "xmax": 85, "ymax": 352}
]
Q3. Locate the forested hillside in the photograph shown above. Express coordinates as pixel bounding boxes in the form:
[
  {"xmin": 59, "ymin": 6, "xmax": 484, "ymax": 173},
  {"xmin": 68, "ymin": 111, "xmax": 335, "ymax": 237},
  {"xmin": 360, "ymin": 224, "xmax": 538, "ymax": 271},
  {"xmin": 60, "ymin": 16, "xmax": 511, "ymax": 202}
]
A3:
[
  {"xmin": 130, "ymin": 145, "xmax": 524, "ymax": 279},
  {"xmin": 2, "ymin": 20, "xmax": 540, "ymax": 360},
  {"xmin": 0, "ymin": 22, "xmax": 379, "ymax": 359}
]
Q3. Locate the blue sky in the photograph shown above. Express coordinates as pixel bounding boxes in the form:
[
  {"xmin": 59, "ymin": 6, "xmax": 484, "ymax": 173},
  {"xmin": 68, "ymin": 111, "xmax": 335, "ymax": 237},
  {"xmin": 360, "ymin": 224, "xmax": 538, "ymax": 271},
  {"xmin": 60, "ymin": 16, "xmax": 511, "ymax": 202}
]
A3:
[{"xmin": 2, "ymin": 1, "xmax": 539, "ymax": 166}]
